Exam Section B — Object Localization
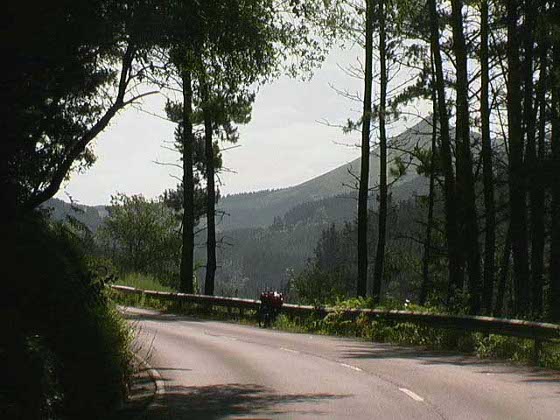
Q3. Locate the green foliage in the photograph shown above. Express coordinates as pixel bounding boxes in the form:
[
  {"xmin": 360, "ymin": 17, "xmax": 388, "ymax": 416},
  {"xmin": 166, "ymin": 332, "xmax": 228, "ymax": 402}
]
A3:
[
  {"xmin": 278, "ymin": 307, "xmax": 560, "ymax": 369},
  {"xmin": 43, "ymin": 198, "xmax": 107, "ymax": 232},
  {"xmin": 389, "ymin": 155, "xmax": 408, "ymax": 178},
  {"xmin": 286, "ymin": 199, "xmax": 426, "ymax": 305},
  {"xmin": 475, "ymin": 334, "xmax": 536, "ymax": 362},
  {"xmin": 209, "ymin": 222, "xmax": 324, "ymax": 297},
  {"xmin": 53, "ymin": 303, "xmax": 133, "ymax": 417},
  {"xmin": 4, "ymin": 214, "xmax": 133, "ymax": 418},
  {"xmin": 9, "ymin": 1, "xmax": 161, "ymax": 211},
  {"xmin": 161, "ymin": 181, "xmax": 208, "ymax": 223},
  {"xmin": 291, "ymin": 267, "xmax": 353, "ymax": 306},
  {"xmin": 289, "ymin": 222, "xmax": 356, "ymax": 304},
  {"xmin": 116, "ymin": 272, "xmax": 175, "ymax": 292},
  {"xmin": 98, "ymin": 193, "xmax": 181, "ymax": 284}
]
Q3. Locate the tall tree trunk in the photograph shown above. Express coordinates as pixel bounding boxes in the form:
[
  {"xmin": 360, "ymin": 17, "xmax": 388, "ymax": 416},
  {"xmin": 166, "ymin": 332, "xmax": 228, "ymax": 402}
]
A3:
[
  {"xmin": 506, "ymin": 0, "xmax": 531, "ymax": 315},
  {"xmin": 179, "ymin": 69, "xmax": 195, "ymax": 294},
  {"xmin": 357, "ymin": 0, "xmax": 374, "ymax": 298},
  {"xmin": 202, "ymin": 90, "xmax": 217, "ymax": 296},
  {"xmin": 373, "ymin": 0, "xmax": 387, "ymax": 304},
  {"xmin": 529, "ymin": 10, "xmax": 546, "ymax": 317},
  {"xmin": 428, "ymin": 0, "xmax": 463, "ymax": 303},
  {"xmin": 451, "ymin": 0, "xmax": 482, "ymax": 314},
  {"xmin": 480, "ymin": 0, "xmax": 496, "ymax": 315},
  {"xmin": 494, "ymin": 224, "xmax": 512, "ymax": 317},
  {"xmin": 523, "ymin": 0, "xmax": 542, "ymax": 313},
  {"xmin": 550, "ymin": 6, "xmax": 560, "ymax": 321},
  {"xmin": 420, "ymin": 60, "xmax": 438, "ymax": 306}
]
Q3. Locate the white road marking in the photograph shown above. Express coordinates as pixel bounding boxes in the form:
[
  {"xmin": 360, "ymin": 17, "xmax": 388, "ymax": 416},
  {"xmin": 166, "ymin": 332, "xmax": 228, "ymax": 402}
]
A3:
[
  {"xmin": 340, "ymin": 363, "xmax": 363, "ymax": 372},
  {"xmin": 399, "ymin": 387, "xmax": 424, "ymax": 402},
  {"xmin": 204, "ymin": 332, "xmax": 237, "ymax": 341},
  {"xmin": 280, "ymin": 347, "xmax": 300, "ymax": 353}
]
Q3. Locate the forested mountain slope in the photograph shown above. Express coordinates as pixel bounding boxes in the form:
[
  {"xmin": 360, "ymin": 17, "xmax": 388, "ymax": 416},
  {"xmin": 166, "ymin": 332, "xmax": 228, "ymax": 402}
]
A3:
[
  {"xmin": 47, "ymin": 119, "xmax": 434, "ymax": 234},
  {"xmin": 43, "ymin": 198, "xmax": 108, "ymax": 232},
  {"xmin": 47, "ymin": 120, "xmax": 438, "ymax": 298},
  {"xmin": 217, "ymin": 119, "xmax": 433, "ymax": 231}
]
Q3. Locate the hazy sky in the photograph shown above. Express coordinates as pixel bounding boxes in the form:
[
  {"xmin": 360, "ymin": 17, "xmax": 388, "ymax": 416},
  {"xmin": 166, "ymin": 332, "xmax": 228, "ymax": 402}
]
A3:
[{"xmin": 55, "ymin": 45, "xmax": 407, "ymax": 206}]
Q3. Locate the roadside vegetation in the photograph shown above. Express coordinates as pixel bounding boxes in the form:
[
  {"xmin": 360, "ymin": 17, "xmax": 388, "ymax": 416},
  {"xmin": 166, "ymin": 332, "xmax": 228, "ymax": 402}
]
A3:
[
  {"xmin": 274, "ymin": 301, "xmax": 560, "ymax": 371},
  {"xmin": 112, "ymin": 288, "xmax": 560, "ymax": 370},
  {"xmin": 116, "ymin": 272, "xmax": 175, "ymax": 293},
  {"xmin": 3, "ymin": 214, "xmax": 134, "ymax": 419}
]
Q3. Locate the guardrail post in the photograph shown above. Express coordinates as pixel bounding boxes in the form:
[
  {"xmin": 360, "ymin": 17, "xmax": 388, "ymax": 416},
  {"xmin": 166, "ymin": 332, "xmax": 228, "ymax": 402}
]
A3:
[
  {"xmin": 239, "ymin": 308, "xmax": 244, "ymax": 318},
  {"xmin": 533, "ymin": 338, "xmax": 542, "ymax": 365}
]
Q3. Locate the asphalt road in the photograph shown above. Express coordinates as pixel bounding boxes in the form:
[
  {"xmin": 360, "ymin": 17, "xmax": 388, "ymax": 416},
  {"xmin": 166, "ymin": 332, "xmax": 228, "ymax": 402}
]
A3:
[{"xmin": 124, "ymin": 307, "xmax": 560, "ymax": 419}]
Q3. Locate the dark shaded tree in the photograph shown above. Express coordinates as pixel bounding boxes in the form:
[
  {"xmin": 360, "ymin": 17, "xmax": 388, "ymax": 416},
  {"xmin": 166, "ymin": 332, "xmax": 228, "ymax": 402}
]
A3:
[
  {"xmin": 420, "ymin": 73, "xmax": 438, "ymax": 306},
  {"xmin": 450, "ymin": 0, "xmax": 482, "ymax": 314},
  {"xmin": 7, "ymin": 1, "xmax": 160, "ymax": 214},
  {"xmin": 528, "ymin": 2, "xmax": 547, "ymax": 317},
  {"xmin": 494, "ymin": 224, "xmax": 512, "ymax": 317},
  {"xmin": 372, "ymin": 0, "xmax": 388, "ymax": 304},
  {"xmin": 506, "ymin": 0, "xmax": 531, "ymax": 315},
  {"xmin": 357, "ymin": 0, "xmax": 375, "ymax": 298},
  {"xmin": 427, "ymin": 0, "xmax": 464, "ymax": 303},
  {"xmin": 550, "ymin": 0, "xmax": 560, "ymax": 321},
  {"xmin": 479, "ymin": 0, "xmax": 496, "ymax": 314}
]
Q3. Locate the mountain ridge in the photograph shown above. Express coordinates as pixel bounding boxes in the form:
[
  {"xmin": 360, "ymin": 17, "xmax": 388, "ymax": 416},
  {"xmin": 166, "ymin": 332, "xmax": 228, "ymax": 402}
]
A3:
[
  {"xmin": 46, "ymin": 118, "xmax": 434, "ymax": 232},
  {"xmin": 217, "ymin": 118, "xmax": 433, "ymax": 230}
]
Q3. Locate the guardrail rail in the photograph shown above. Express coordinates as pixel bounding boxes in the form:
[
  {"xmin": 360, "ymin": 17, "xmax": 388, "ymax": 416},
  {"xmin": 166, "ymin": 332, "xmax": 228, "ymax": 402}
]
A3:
[{"xmin": 111, "ymin": 284, "xmax": 560, "ymax": 361}]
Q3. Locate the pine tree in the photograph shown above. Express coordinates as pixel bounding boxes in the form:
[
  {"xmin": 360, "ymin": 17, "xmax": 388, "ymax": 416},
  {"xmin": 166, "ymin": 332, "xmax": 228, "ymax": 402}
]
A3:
[
  {"xmin": 480, "ymin": 0, "xmax": 496, "ymax": 314},
  {"xmin": 357, "ymin": 0, "xmax": 374, "ymax": 298}
]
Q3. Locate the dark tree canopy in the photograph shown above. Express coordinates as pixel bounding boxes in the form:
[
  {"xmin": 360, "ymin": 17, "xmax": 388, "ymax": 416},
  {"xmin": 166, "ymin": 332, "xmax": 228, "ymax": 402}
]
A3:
[{"xmin": 7, "ymin": 1, "xmax": 163, "ymax": 213}]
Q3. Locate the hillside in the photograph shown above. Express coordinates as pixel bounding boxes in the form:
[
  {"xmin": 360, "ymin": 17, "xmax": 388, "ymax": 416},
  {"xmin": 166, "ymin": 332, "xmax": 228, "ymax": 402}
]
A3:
[
  {"xmin": 44, "ymin": 119, "xmax": 437, "ymax": 297},
  {"xmin": 217, "ymin": 118, "xmax": 433, "ymax": 231},
  {"xmin": 43, "ymin": 198, "xmax": 108, "ymax": 232},
  {"xmin": 45, "ymin": 119, "xmax": 434, "ymax": 235}
]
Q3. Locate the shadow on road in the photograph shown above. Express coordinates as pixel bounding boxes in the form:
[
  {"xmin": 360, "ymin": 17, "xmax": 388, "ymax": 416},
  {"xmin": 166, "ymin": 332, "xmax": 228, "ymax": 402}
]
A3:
[
  {"xmin": 341, "ymin": 343, "xmax": 477, "ymax": 363},
  {"xmin": 144, "ymin": 383, "xmax": 349, "ymax": 419},
  {"xmin": 138, "ymin": 367, "xmax": 192, "ymax": 375},
  {"xmin": 122, "ymin": 310, "xmax": 210, "ymax": 324},
  {"xmin": 340, "ymin": 343, "xmax": 560, "ymax": 385}
]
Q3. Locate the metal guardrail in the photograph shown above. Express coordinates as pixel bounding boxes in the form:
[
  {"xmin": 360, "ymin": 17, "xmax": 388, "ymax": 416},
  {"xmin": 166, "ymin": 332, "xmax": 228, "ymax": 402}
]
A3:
[{"xmin": 111, "ymin": 284, "xmax": 560, "ymax": 351}]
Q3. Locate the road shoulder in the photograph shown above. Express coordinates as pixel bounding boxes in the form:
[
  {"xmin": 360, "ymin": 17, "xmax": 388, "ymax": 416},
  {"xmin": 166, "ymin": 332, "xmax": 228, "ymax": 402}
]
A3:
[{"xmin": 111, "ymin": 356, "xmax": 164, "ymax": 419}]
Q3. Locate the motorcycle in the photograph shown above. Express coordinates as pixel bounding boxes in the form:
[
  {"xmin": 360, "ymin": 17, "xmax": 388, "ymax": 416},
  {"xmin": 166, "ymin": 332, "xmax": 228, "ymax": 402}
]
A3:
[{"xmin": 258, "ymin": 291, "xmax": 284, "ymax": 327}]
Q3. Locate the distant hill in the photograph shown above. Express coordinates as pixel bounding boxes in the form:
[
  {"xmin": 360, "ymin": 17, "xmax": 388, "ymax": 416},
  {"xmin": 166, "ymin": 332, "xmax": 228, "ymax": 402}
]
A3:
[
  {"xmin": 45, "ymin": 119, "xmax": 434, "ymax": 234},
  {"xmin": 43, "ymin": 198, "xmax": 108, "ymax": 232},
  {"xmin": 217, "ymin": 119, "xmax": 433, "ymax": 231},
  {"xmin": 44, "ymin": 119, "xmax": 438, "ymax": 297}
]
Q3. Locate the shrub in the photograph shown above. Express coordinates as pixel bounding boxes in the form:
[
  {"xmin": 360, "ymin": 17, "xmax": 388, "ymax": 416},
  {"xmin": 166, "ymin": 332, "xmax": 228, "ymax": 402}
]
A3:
[
  {"xmin": 290, "ymin": 266, "xmax": 352, "ymax": 306},
  {"xmin": 3, "ymin": 213, "xmax": 133, "ymax": 419}
]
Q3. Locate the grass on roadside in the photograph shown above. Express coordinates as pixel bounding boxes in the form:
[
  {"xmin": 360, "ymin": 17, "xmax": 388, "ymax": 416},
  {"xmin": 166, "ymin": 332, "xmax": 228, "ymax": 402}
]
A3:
[
  {"xmin": 274, "ymin": 311, "xmax": 560, "ymax": 370},
  {"xmin": 111, "ymin": 290, "xmax": 258, "ymax": 326},
  {"xmin": 115, "ymin": 272, "xmax": 175, "ymax": 293}
]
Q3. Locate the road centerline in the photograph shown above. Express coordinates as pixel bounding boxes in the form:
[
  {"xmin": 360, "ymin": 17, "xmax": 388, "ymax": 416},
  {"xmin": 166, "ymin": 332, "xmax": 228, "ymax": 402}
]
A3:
[
  {"xmin": 399, "ymin": 387, "xmax": 424, "ymax": 402},
  {"xmin": 279, "ymin": 347, "xmax": 300, "ymax": 353},
  {"xmin": 340, "ymin": 362, "xmax": 363, "ymax": 372}
]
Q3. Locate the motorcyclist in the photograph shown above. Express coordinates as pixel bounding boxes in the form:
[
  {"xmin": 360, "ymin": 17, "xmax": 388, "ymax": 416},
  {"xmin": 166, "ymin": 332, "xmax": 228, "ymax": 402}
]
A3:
[{"xmin": 259, "ymin": 289, "xmax": 284, "ymax": 327}]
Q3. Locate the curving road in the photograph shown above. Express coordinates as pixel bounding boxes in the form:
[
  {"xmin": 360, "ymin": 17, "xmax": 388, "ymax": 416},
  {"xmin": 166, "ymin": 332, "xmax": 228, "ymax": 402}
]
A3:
[{"xmin": 124, "ymin": 307, "xmax": 560, "ymax": 419}]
